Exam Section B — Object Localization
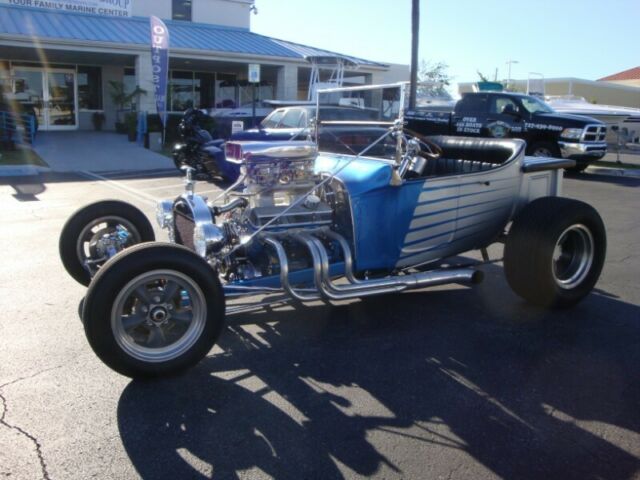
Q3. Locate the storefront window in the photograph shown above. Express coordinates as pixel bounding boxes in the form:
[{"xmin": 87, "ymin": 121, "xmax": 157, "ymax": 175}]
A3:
[
  {"xmin": 170, "ymin": 71, "xmax": 195, "ymax": 111},
  {"xmin": 216, "ymin": 74, "xmax": 237, "ymax": 108},
  {"xmin": 77, "ymin": 66, "xmax": 102, "ymax": 110},
  {"xmin": 195, "ymin": 72, "xmax": 215, "ymax": 109},
  {"xmin": 0, "ymin": 61, "xmax": 10, "ymax": 106},
  {"xmin": 172, "ymin": 0, "xmax": 192, "ymax": 21},
  {"xmin": 123, "ymin": 67, "xmax": 136, "ymax": 96}
]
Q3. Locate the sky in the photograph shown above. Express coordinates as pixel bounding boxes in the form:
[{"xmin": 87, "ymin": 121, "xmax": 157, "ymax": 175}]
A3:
[{"xmin": 251, "ymin": 0, "xmax": 640, "ymax": 87}]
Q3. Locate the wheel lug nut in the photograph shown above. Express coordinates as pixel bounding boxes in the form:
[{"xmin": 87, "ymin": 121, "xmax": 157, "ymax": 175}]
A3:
[
  {"xmin": 141, "ymin": 306, "xmax": 148, "ymax": 312},
  {"xmin": 153, "ymin": 296, "xmax": 162, "ymax": 303},
  {"xmin": 167, "ymin": 304, "xmax": 173, "ymax": 310}
]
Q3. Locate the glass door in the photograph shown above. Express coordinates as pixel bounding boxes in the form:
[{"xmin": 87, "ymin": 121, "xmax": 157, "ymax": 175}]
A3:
[
  {"xmin": 11, "ymin": 68, "xmax": 46, "ymax": 129},
  {"xmin": 45, "ymin": 70, "xmax": 77, "ymax": 130},
  {"xmin": 10, "ymin": 67, "xmax": 77, "ymax": 130}
]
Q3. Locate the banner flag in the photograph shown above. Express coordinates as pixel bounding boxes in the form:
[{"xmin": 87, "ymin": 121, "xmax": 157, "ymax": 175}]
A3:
[{"xmin": 149, "ymin": 16, "xmax": 169, "ymax": 127}]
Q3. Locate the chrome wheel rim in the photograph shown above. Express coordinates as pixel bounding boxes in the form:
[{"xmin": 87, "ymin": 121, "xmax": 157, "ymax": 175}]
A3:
[
  {"xmin": 76, "ymin": 215, "xmax": 141, "ymax": 265},
  {"xmin": 552, "ymin": 224, "xmax": 594, "ymax": 290},
  {"xmin": 111, "ymin": 270, "xmax": 207, "ymax": 363}
]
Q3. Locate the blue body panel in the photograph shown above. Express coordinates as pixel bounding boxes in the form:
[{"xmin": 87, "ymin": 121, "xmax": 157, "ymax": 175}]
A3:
[{"xmin": 224, "ymin": 142, "xmax": 524, "ymax": 289}]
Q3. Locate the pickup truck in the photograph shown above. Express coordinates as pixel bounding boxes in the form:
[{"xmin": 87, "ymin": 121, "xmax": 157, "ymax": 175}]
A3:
[{"xmin": 406, "ymin": 91, "xmax": 607, "ymax": 172}]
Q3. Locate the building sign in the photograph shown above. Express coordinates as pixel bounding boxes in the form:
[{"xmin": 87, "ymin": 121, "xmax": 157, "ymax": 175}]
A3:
[
  {"xmin": 1, "ymin": 0, "xmax": 132, "ymax": 17},
  {"xmin": 248, "ymin": 64, "xmax": 261, "ymax": 83}
]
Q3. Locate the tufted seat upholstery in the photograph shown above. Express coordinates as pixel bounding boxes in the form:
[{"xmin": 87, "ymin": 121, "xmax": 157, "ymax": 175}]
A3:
[
  {"xmin": 422, "ymin": 158, "xmax": 499, "ymax": 176},
  {"xmin": 418, "ymin": 135, "xmax": 522, "ymax": 176}
]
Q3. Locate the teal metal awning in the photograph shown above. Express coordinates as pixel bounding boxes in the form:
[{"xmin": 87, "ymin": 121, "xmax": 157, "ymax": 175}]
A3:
[{"xmin": 0, "ymin": 5, "xmax": 386, "ymax": 67}]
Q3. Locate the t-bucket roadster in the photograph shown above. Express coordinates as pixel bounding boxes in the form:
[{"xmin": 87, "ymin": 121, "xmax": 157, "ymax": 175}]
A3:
[{"xmin": 59, "ymin": 83, "xmax": 606, "ymax": 378}]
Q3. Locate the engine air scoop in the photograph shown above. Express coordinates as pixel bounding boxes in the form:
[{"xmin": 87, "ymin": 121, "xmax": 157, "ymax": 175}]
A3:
[{"xmin": 224, "ymin": 141, "xmax": 318, "ymax": 164}]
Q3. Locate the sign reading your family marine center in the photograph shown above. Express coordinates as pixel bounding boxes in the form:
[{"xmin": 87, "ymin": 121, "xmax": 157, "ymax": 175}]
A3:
[{"xmin": 2, "ymin": 0, "xmax": 132, "ymax": 17}]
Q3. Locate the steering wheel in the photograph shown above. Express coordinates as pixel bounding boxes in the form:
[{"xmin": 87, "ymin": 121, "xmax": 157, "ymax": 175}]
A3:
[{"xmin": 403, "ymin": 127, "xmax": 443, "ymax": 160}]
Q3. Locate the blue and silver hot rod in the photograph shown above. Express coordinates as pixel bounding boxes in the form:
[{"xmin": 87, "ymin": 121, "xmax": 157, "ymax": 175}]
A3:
[{"xmin": 59, "ymin": 84, "xmax": 606, "ymax": 378}]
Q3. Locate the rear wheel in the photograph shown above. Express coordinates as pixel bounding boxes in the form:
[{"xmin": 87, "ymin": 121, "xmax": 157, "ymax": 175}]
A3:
[
  {"xmin": 504, "ymin": 197, "xmax": 606, "ymax": 308},
  {"xmin": 59, "ymin": 200, "xmax": 155, "ymax": 286},
  {"xmin": 82, "ymin": 243, "xmax": 225, "ymax": 378}
]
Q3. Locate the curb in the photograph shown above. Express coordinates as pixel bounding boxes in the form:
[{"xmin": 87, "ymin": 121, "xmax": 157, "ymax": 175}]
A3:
[
  {"xmin": 0, "ymin": 165, "xmax": 51, "ymax": 178},
  {"xmin": 585, "ymin": 166, "xmax": 640, "ymax": 178}
]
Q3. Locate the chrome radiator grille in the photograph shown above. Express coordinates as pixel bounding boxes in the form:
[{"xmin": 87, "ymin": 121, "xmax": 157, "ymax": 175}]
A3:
[
  {"xmin": 174, "ymin": 205, "xmax": 195, "ymax": 250},
  {"xmin": 583, "ymin": 125, "xmax": 607, "ymax": 142}
]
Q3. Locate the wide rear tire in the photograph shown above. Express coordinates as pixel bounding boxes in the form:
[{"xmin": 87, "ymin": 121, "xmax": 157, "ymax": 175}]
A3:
[
  {"xmin": 59, "ymin": 200, "xmax": 155, "ymax": 286},
  {"xmin": 504, "ymin": 197, "xmax": 606, "ymax": 308},
  {"xmin": 82, "ymin": 243, "xmax": 225, "ymax": 378}
]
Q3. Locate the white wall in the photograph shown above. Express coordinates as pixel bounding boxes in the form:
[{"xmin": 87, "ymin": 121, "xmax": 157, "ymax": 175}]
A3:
[
  {"xmin": 193, "ymin": 0, "xmax": 251, "ymax": 28},
  {"xmin": 371, "ymin": 63, "xmax": 410, "ymax": 85},
  {"xmin": 132, "ymin": 0, "xmax": 251, "ymax": 28}
]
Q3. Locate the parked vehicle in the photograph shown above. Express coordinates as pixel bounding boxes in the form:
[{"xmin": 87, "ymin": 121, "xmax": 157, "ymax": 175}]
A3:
[
  {"xmin": 406, "ymin": 91, "xmax": 608, "ymax": 172},
  {"xmin": 60, "ymin": 83, "xmax": 606, "ymax": 378},
  {"xmin": 172, "ymin": 108, "xmax": 226, "ymax": 180}
]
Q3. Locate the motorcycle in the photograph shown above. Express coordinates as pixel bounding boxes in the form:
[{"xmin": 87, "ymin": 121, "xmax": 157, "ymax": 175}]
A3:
[{"xmin": 172, "ymin": 108, "xmax": 228, "ymax": 181}]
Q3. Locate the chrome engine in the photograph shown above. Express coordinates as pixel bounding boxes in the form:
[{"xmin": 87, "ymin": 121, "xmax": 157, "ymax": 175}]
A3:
[
  {"xmin": 225, "ymin": 141, "xmax": 333, "ymax": 230},
  {"xmin": 157, "ymin": 141, "xmax": 338, "ymax": 281}
]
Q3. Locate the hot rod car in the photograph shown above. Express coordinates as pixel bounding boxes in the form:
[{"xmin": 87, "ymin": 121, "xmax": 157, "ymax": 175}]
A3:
[{"xmin": 59, "ymin": 83, "xmax": 606, "ymax": 378}]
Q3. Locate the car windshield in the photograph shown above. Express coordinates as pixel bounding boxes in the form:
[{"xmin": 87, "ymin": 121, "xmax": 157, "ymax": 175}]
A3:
[
  {"xmin": 260, "ymin": 109, "xmax": 286, "ymax": 128},
  {"xmin": 315, "ymin": 83, "xmax": 408, "ymax": 158},
  {"xmin": 521, "ymin": 96, "xmax": 555, "ymax": 114}
]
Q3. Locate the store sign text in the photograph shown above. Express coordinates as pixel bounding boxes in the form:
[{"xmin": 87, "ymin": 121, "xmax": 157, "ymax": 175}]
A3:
[{"xmin": 3, "ymin": 0, "xmax": 132, "ymax": 17}]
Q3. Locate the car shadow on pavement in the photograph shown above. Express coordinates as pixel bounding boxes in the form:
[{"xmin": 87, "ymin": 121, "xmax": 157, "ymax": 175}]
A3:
[
  {"xmin": 1, "ymin": 175, "xmax": 47, "ymax": 201},
  {"xmin": 117, "ymin": 267, "xmax": 640, "ymax": 480}
]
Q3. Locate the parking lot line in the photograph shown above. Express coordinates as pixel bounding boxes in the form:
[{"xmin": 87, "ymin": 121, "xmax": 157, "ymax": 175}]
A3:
[{"xmin": 80, "ymin": 170, "xmax": 159, "ymax": 206}]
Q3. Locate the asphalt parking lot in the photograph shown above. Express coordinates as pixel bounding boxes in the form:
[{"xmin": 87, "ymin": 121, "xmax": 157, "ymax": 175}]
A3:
[{"xmin": 1, "ymin": 169, "xmax": 639, "ymax": 480}]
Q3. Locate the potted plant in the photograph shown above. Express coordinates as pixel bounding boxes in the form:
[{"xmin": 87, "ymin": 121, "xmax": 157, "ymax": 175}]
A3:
[
  {"xmin": 108, "ymin": 81, "xmax": 147, "ymax": 133},
  {"xmin": 125, "ymin": 112, "xmax": 138, "ymax": 142},
  {"xmin": 92, "ymin": 112, "xmax": 105, "ymax": 131}
]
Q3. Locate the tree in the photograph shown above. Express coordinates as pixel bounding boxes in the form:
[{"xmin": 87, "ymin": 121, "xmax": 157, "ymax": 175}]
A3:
[
  {"xmin": 108, "ymin": 80, "xmax": 147, "ymax": 124},
  {"xmin": 477, "ymin": 70, "xmax": 490, "ymax": 82},
  {"xmin": 417, "ymin": 60, "xmax": 452, "ymax": 97}
]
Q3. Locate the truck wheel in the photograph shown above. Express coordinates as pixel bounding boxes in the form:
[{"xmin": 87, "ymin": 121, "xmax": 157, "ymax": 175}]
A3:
[
  {"xmin": 527, "ymin": 141, "xmax": 560, "ymax": 158},
  {"xmin": 82, "ymin": 243, "xmax": 225, "ymax": 378},
  {"xmin": 567, "ymin": 163, "xmax": 589, "ymax": 173},
  {"xmin": 59, "ymin": 200, "xmax": 155, "ymax": 286},
  {"xmin": 504, "ymin": 197, "xmax": 606, "ymax": 308}
]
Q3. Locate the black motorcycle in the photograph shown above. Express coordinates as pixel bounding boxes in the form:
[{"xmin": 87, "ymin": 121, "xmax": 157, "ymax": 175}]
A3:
[{"xmin": 172, "ymin": 109, "xmax": 227, "ymax": 181}]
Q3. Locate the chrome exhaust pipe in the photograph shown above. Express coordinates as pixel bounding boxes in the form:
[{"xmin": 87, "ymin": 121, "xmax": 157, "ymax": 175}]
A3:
[
  {"xmin": 263, "ymin": 237, "xmax": 322, "ymax": 302},
  {"xmin": 294, "ymin": 233, "xmax": 482, "ymax": 301},
  {"xmin": 263, "ymin": 232, "xmax": 482, "ymax": 303}
]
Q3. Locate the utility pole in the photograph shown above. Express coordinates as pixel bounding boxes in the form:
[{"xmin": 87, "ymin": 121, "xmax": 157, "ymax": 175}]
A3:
[{"xmin": 409, "ymin": 0, "xmax": 419, "ymax": 109}]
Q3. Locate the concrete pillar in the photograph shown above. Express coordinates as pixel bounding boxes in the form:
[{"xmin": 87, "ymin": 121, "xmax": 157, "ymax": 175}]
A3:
[
  {"xmin": 135, "ymin": 52, "xmax": 156, "ymax": 114},
  {"xmin": 276, "ymin": 64, "xmax": 298, "ymax": 101}
]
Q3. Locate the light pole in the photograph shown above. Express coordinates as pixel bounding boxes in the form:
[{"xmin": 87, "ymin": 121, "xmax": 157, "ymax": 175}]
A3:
[
  {"xmin": 409, "ymin": 0, "xmax": 420, "ymax": 109},
  {"xmin": 506, "ymin": 59, "xmax": 519, "ymax": 90}
]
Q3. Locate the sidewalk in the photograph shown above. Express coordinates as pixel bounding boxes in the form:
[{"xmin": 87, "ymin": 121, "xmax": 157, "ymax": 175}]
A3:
[
  {"xmin": 32, "ymin": 131, "xmax": 174, "ymax": 173},
  {"xmin": 586, "ymin": 149, "xmax": 640, "ymax": 178}
]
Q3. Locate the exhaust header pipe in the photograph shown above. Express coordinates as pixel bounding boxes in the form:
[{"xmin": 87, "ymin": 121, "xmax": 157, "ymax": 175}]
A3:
[{"xmin": 263, "ymin": 232, "xmax": 482, "ymax": 302}]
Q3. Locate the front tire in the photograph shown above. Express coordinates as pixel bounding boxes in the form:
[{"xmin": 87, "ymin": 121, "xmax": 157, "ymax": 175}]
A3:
[
  {"xmin": 59, "ymin": 200, "xmax": 155, "ymax": 286},
  {"xmin": 504, "ymin": 197, "xmax": 606, "ymax": 308},
  {"xmin": 82, "ymin": 243, "xmax": 225, "ymax": 378}
]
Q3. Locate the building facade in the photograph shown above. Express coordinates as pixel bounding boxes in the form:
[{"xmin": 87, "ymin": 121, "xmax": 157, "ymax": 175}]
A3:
[{"xmin": 0, "ymin": 0, "xmax": 404, "ymax": 131}]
